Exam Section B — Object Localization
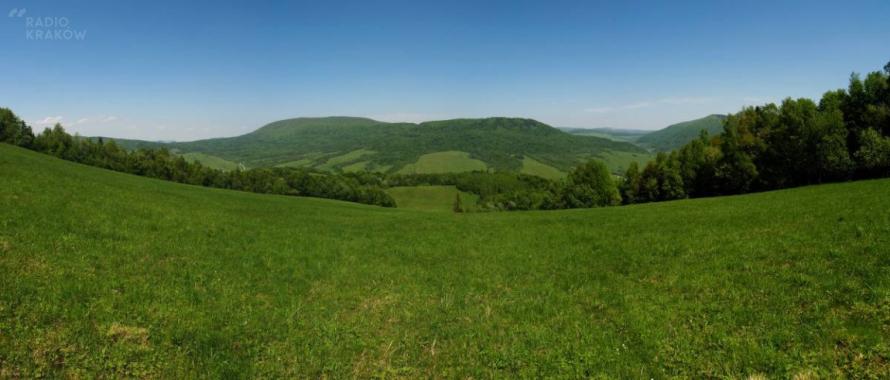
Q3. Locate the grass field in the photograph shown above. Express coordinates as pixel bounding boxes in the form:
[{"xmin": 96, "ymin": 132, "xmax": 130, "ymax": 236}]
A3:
[
  {"xmin": 317, "ymin": 149, "xmax": 376, "ymax": 171},
  {"xmin": 397, "ymin": 151, "xmax": 488, "ymax": 174},
  {"xmin": 180, "ymin": 152, "xmax": 242, "ymax": 171},
  {"xmin": 273, "ymin": 153, "xmax": 324, "ymax": 168},
  {"xmin": 520, "ymin": 156, "xmax": 566, "ymax": 180},
  {"xmin": 341, "ymin": 160, "xmax": 370, "ymax": 173},
  {"xmin": 596, "ymin": 150, "xmax": 656, "ymax": 174},
  {"xmin": 1, "ymin": 143, "xmax": 889, "ymax": 378},
  {"xmin": 386, "ymin": 185, "xmax": 479, "ymax": 212}
]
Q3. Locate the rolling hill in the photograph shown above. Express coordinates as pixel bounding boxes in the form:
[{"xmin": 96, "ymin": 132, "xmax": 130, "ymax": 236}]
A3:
[
  {"xmin": 2, "ymin": 143, "xmax": 889, "ymax": 377},
  {"xmin": 105, "ymin": 117, "xmax": 649, "ymax": 175},
  {"xmin": 635, "ymin": 114, "xmax": 727, "ymax": 151}
]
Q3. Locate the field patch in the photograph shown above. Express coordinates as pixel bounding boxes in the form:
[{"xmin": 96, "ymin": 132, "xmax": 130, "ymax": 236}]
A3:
[
  {"xmin": 397, "ymin": 151, "xmax": 487, "ymax": 174},
  {"xmin": 342, "ymin": 160, "xmax": 369, "ymax": 172},
  {"xmin": 318, "ymin": 149, "xmax": 376, "ymax": 170},
  {"xmin": 520, "ymin": 156, "xmax": 565, "ymax": 179},
  {"xmin": 274, "ymin": 152, "xmax": 327, "ymax": 168},
  {"xmin": 386, "ymin": 185, "xmax": 479, "ymax": 212},
  {"xmin": 180, "ymin": 152, "xmax": 241, "ymax": 171}
]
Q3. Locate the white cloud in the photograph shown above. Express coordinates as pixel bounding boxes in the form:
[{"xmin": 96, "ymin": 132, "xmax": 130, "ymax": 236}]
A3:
[
  {"xmin": 38, "ymin": 115, "xmax": 121, "ymax": 128},
  {"xmin": 32, "ymin": 116, "xmax": 64, "ymax": 126}
]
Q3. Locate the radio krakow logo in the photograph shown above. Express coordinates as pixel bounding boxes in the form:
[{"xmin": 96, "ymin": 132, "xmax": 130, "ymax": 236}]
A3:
[{"xmin": 9, "ymin": 8, "xmax": 88, "ymax": 41}]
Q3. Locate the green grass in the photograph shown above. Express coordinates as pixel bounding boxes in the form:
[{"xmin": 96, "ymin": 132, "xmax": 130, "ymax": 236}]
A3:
[
  {"xmin": 317, "ymin": 149, "xmax": 376, "ymax": 170},
  {"xmin": 396, "ymin": 151, "xmax": 488, "ymax": 174},
  {"xmin": 274, "ymin": 152, "xmax": 327, "ymax": 168},
  {"xmin": 520, "ymin": 156, "xmax": 565, "ymax": 179},
  {"xmin": 596, "ymin": 150, "xmax": 656, "ymax": 174},
  {"xmin": 386, "ymin": 185, "xmax": 479, "ymax": 212},
  {"xmin": 2, "ymin": 143, "xmax": 889, "ymax": 378},
  {"xmin": 180, "ymin": 152, "xmax": 242, "ymax": 171},
  {"xmin": 274, "ymin": 158, "xmax": 314, "ymax": 168},
  {"xmin": 341, "ymin": 160, "xmax": 370, "ymax": 173}
]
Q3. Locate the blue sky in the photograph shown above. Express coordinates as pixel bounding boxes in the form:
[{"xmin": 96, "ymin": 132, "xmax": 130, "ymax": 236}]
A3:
[{"xmin": 2, "ymin": 0, "xmax": 888, "ymax": 140}]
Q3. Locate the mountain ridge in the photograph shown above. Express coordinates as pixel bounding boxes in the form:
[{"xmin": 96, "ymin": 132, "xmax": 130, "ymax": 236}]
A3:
[{"xmin": 104, "ymin": 116, "xmax": 649, "ymax": 175}]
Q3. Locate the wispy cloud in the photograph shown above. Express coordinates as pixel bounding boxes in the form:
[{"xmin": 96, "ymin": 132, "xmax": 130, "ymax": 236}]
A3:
[
  {"xmin": 32, "ymin": 116, "xmax": 64, "ymax": 126},
  {"xmin": 582, "ymin": 106, "xmax": 613, "ymax": 114},
  {"xmin": 584, "ymin": 97, "xmax": 715, "ymax": 113},
  {"xmin": 33, "ymin": 115, "xmax": 120, "ymax": 128},
  {"xmin": 81, "ymin": 115, "xmax": 119, "ymax": 125}
]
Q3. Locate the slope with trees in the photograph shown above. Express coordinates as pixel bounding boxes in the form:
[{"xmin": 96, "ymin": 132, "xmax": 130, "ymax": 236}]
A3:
[
  {"xmin": 0, "ymin": 111, "xmax": 395, "ymax": 207},
  {"xmin": 635, "ymin": 114, "xmax": 727, "ymax": 152},
  {"xmin": 620, "ymin": 63, "xmax": 890, "ymax": 204}
]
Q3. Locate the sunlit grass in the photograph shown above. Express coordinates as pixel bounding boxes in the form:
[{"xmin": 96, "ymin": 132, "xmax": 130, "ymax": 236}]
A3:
[{"xmin": 1, "ymin": 144, "xmax": 888, "ymax": 378}]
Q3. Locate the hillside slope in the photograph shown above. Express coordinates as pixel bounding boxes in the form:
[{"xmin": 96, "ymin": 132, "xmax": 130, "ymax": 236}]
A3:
[
  {"xmin": 106, "ymin": 117, "xmax": 648, "ymax": 174},
  {"xmin": 636, "ymin": 114, "xmax": 727, "ymax": 151},
  {"xmin": 1, "ymin": 144, "xmax": 889, "ymax": 378}
]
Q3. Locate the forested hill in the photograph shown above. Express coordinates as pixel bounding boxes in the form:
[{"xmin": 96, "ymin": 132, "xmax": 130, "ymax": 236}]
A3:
[
  {"xmin": 106, "ymin": 117, "xmax": 650, "ymax": 175},
  {"xmin": 636, "ymin": 114, "xmax": 727, "ymax": 151},
  {"xmin": 562, "ymin": 115, "xmax": 728, "ymax": 152}
]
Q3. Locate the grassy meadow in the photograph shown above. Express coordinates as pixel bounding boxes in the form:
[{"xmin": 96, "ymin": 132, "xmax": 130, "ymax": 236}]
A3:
[
  {"xmin": 1, "ymin": 143, "xmax": 889, "ymax": 378},
  {"xmin": 396, "ymin": 151, "xmax": 488, "ymax": 174},
  {"xmin": 520, "ymin": 156, "xmax": 566, "ymax": 180},
  {"xmin": 386, "ymin": 185, "xmax": 479, "ymax": 212},
  {"xmin": 180, "ymin": 152, "xmax": 242, "ymax": 171}
]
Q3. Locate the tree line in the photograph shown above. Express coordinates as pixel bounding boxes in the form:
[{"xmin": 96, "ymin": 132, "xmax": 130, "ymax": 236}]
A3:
[
  {"xmin": 619, "ymin": 62, "xmax": 890, "ymax": 204},
  {"xmin": 0, "ymin": 112, "xmax": 395, "ymax": 207},
  {"xmin": 384, "ymin": 162, "xmax": 618, "ymax": 211}
]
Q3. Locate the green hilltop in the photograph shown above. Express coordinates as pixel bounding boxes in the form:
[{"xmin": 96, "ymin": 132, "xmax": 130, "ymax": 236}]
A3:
[
  {"xmin": 107, "ymin": 117, "xmax": 649, "ymax": 175},
  {"xmin": 2, "ymin": 143, "xmax": 889, "ymax": 377}
]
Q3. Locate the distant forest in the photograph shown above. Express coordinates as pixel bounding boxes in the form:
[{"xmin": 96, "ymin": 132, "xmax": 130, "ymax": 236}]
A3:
[{"xmin": 2, "ymin": 62, "xmax": 889, "ymax": 211}]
